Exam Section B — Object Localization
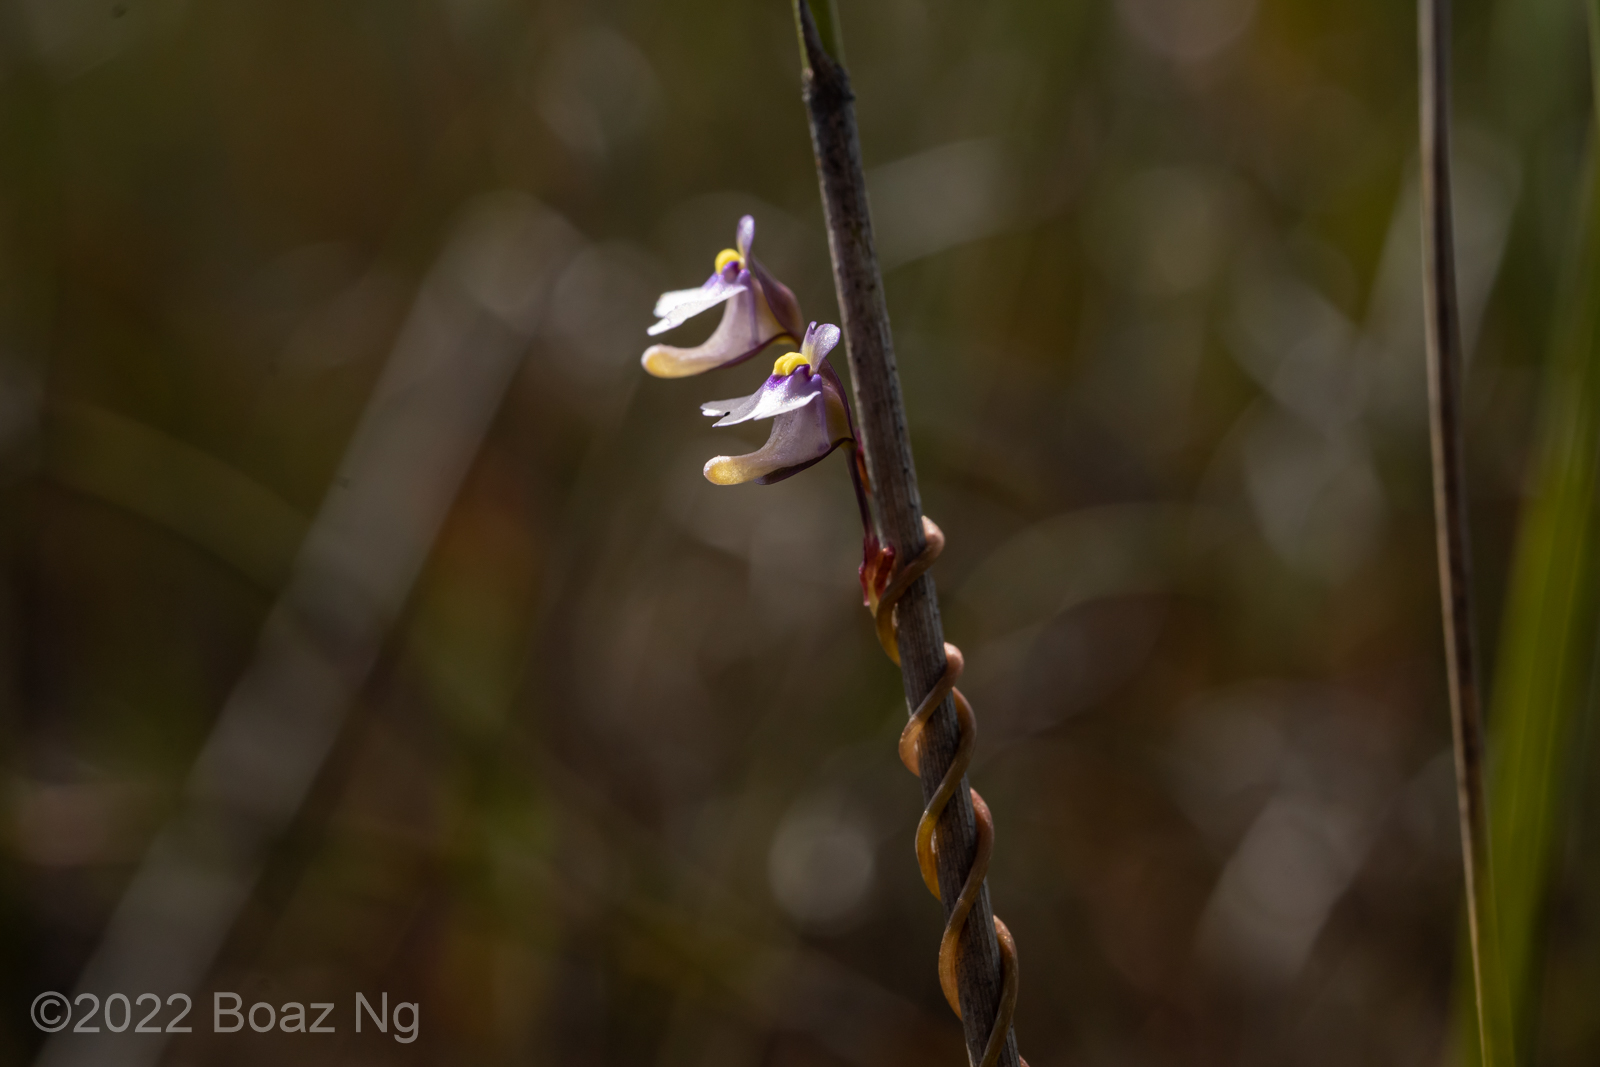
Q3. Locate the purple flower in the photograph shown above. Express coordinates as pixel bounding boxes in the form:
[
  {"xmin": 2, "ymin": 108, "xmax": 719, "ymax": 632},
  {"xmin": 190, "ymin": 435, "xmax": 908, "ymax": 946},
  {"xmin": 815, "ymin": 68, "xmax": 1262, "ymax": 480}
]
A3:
[
  {"xmin": 642, "ymin": 215, "xmax": 804, "ymax": 378},
  {"xmin": 637, "ymin": 220, "xmax": 886, "ymax": 609},
  {"xmin": 700, "ymin": 322, "xmax": 855, "ymax": 485}
]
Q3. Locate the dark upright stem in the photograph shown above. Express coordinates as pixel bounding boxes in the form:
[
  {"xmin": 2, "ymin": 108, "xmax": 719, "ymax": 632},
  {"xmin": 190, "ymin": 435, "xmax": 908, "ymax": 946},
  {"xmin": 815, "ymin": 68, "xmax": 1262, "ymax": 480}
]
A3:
[
  {"xmin": 792, "ymin": 5, "xmax": 1019, "ymax": 1067},
  {"xmin": 1419, "ymin": 0, "xmax": 1507, "ymax": 1062}
]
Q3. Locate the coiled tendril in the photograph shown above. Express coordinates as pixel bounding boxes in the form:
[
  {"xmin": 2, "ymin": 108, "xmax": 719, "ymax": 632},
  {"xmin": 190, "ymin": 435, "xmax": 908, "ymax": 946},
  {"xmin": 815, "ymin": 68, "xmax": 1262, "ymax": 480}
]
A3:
[{"xmin": 871, "ymin": 516, "xmax": 1024, "ymax": 1067}]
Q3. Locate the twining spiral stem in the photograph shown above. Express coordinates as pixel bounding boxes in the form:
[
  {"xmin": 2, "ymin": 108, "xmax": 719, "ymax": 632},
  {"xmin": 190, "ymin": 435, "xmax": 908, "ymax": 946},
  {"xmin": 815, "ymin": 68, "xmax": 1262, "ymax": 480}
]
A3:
[{"xmin": 873, "ymin": 516, "xmax": 1025, "ymax": 1067}]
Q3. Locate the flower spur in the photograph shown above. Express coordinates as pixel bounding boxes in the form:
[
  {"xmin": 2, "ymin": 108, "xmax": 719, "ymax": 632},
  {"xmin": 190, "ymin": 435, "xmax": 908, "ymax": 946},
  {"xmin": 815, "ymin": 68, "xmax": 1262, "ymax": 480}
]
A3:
[{"xmin": 641, "ymin": 215, "xmax": 804, "ymax": 378}]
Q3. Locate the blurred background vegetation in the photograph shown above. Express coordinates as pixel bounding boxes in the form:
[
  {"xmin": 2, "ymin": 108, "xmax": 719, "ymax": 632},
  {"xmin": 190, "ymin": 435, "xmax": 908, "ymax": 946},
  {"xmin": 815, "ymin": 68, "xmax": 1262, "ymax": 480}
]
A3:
[{"xmin": 2, "ymin": 0, "xmax": 1600, "ymax": 1064}]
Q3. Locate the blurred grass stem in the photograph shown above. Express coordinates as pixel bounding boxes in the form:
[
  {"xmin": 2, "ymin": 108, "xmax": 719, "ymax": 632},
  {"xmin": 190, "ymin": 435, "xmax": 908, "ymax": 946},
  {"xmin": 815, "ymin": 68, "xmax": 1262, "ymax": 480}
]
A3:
[
  {"xmin": 791, "ymin": 4, "xmax": 1020, "ymax": 1066},
  {"xmin": 1418, "ymin": 0, "xmax": 1513, "ymax": 1062},
  {"xmin": 1450, "ymin": 2, "xmax": 1600, "ymax": 1060}
]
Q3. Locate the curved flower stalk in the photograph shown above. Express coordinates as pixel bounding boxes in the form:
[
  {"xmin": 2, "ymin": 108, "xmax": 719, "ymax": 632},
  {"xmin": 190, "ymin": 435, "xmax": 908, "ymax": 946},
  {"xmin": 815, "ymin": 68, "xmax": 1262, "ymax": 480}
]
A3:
[{"xmin": 641, "ymin": 215, "xmax": 805, "ymax": 378}]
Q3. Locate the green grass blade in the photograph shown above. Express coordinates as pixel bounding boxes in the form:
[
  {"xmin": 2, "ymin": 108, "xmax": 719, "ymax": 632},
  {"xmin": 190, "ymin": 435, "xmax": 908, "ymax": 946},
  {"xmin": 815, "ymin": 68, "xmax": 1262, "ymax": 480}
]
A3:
[{"xmin": 1453, "ymin": 127, "xmax": 1600, "ymax": 1067}]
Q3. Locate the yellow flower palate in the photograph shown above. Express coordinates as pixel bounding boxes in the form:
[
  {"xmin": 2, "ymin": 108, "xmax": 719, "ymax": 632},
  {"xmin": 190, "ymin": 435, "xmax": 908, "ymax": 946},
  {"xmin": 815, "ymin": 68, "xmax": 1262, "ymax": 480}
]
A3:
[
  {"xmin": 714, "ymin": 247, "xmax": 743, "ymax": 273},
  {"xmin": 771, "ymin": 351, "xmax": 809, "ymax": 377}
]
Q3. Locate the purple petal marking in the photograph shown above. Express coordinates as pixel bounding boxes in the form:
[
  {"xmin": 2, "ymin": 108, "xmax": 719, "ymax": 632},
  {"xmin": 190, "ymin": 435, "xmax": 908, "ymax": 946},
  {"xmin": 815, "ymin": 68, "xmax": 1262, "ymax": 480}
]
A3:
[
  {"xmin": 701, "ymin": 369, "xmax": 822, "ymax": 427},
  {"xmin": 748, "ymin": 258, "xmax": 804, "ymax": 341}
]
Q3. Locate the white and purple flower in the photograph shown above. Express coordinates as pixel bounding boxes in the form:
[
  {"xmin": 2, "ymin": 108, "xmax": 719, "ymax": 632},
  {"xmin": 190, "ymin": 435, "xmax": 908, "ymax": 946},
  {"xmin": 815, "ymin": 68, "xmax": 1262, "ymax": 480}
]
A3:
[
  {"xmin": 700, "ymin": 322, "xmax": 855, "ymax": 485},
  {"xmin": 641, "ymin": 215, "xmax": 804, "ymax": 378},
  {"xmin": 637, "ymin": 217, "xmax": 889, "ymax": 602},
  {"xmin": 639, "ymin": 217, "xmax": 851, "ymax": 484}
]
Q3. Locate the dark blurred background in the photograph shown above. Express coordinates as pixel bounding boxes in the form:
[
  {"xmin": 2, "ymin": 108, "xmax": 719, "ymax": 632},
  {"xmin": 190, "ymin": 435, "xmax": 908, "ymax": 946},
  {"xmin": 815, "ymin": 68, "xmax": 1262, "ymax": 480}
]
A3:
[{"xmin": 2, "ymin": 0, "xmax": 1598, "ymax": 1064}]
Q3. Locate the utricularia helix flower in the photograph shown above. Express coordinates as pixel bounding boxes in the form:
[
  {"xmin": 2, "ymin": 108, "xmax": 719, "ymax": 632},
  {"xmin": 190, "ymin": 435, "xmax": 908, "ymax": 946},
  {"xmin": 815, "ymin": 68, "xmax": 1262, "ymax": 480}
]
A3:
[
  {"xmin": 700, "ymin": 320, "xmax": 853, "ymax": 485},
  {"xmin": 641, "ymin": 214, "xmax": 804, "ymax": 378},
  {"xmin": 641, "ymin": 215, "xmax": 891, "ymax": 601}
]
